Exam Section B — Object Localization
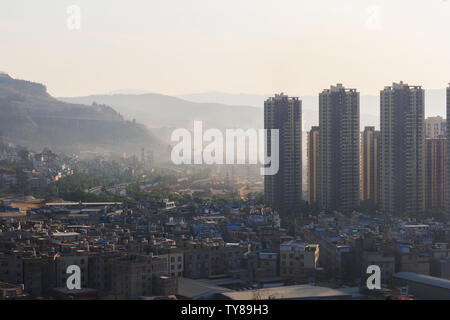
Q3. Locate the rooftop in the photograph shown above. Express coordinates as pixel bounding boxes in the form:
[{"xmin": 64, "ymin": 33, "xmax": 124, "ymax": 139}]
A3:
[
  {"xmin": 394, "ymin": 272, "xmax": 450, "ymax": 290},
  {"xmin": 221, "ymin": 285, "xmax": 352, "ymax": 300},
  {"xmin": 177, "ymin": 277, "xmax": 231, "ymax": 299}
]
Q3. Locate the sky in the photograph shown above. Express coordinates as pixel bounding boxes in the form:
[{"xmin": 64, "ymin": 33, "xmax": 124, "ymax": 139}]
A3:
[{"xmin": 1, "ymin": 0, "xmax": 450, "ymax": 97}]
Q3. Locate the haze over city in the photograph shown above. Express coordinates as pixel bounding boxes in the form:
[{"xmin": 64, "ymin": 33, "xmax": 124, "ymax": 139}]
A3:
[
  {"xmin": 2, "ymin": 0, "xmax": 450, "ymax": 98},
  {"xmin": 1, "ymin": 0, "xmax": 450, "ymax": 304}
]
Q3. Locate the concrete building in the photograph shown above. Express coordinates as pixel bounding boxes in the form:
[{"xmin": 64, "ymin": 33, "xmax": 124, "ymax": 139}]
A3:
[
  {"xmin": 380, "ymin": 82, "xmax": 425, "ymax": 216},
  {"xmin": 360, "ymin": 127, "xmax": 380, "ymax": 204},
  {"xmin": 87, "ymin": 252, "xmax": 175, "ymax": 299},
  {"xmin": 110, "ymin": 254, "xmax": 153, "ymax": 299},
  {"xmin": 395, "ymin": 244, "xmax": 430, "ymax": 275},
  {"xmin": 183, "ymin": 244, "xmax": 246, "ymax": 279},
  {"xmin": 361, "ymin": 251, "xmax": 395, "ymax": 285},
  {"xmin": 245, "ymin": 249, "xmax": 280, "ymax": 281},
  {"xmin": 22, "ymin": 256, "xmax": 57, "ymax": 297},
  {"xmin": 425, "ymin": 116, "xmax": 446, "ymax": 138},
  {"xmin": 430, "ymin": 243, "xmax": 450, "ymax": 280},
  {"xmin": 157, "ymin": 249, "xmax": 184, "ymax": 278},
  {"xmin": 264, "ymin": 93, "xmax": 302, "ymax": 210},
  {"xmin": 393, "ymin": 272, "xmax": 450, "ymax": 300},
  {"xmin": 280, "ymin": 240, "xmax": 319, "ymax": 283},
  {"xmin": 307, "ymin": 126, "xmax": 319, "ymax": 204},
  {"xmin": 87, "ymin": 252, "xmax": 119, "ymax": 294},
  {"xmin": 55, "ymin": 253, "xmax": 89, "ymax": 289},
  {"xmin": 446, "ymin": 85, "xmax": 450, "ymax": 217},
  {"xmin": 0, "ymin": 252, "xmax": 23, "ymax": 285},
  {"xmin": 152, "ymin": 275, "xmax": 177, "ymax": 297},
  {"xmin": 425, "ymin": 137, "xmax": 446, "ymax": 211},
  {"xmin": 318, "ymin": 84, "xmax": 360, "ymax": 212},
  {"xmin": 319, "ymin": 239, "xmax": 357, "ymax": 283},
  {"xmin": 151, "ymin": 255, "xmax": 177, "ymax": 296}
]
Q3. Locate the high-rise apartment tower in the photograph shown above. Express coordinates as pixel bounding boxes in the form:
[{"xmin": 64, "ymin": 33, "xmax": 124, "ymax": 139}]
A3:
[
  {"xmin": 264, "ymin": 93, "xmax": 302, "ymax": 209},
  {"xmin": 317, "ymin": 84, "xmax": 360, "ymax": 212},
  {"xmin": 380, "ymin": 82, "xmax": 425, "ymax": 216}
]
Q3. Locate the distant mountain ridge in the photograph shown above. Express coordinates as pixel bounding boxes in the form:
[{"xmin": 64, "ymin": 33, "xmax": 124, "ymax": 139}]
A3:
[
  {"xmin": 177, "ymin": 90, "xmax": 448, "ymax": 128},
  {"xmin": 59, "ymin": 93, "xmax": 264, "ymax": 131},
  {"xmin": 177, "ymin": 92, "xmax": 271, "ymax": 108},
  {"xmin": 60, "ymin": 91, "xmax": 380, "ymax": 132},
  {"xmin": 57, "ymin": 87, "xmax": 449, "ymax": 150},
  {"xmin": 0, "ymin": 73, "xmax": 158, "ymax": 155}
]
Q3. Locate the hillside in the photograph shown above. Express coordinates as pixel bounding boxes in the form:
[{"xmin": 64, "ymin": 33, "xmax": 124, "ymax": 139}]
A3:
[{"xmin": 0, "ymin": 73, "xmax": 159, "ymax": 155}]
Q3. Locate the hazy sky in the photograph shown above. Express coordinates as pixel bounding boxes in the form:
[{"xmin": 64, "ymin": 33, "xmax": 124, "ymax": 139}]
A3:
[{"xmin": 1, "ymin": 0, "xmax": 450, "ymax": 97}]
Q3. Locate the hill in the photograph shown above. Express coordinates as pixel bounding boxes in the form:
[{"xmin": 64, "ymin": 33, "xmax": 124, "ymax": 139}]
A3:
[
  {"xmin": 58, "ymin": 93, "xmax": 263, "ymax": 131},
  {"xmin": 0, "ymin": 73, "xmax": 159, "ymax": 155}
]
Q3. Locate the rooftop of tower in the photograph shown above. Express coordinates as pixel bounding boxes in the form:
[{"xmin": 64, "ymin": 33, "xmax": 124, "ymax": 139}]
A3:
[
  {"xmin": 384, "ymin": 81, "xmax": 422, "ymax": 90},
  {"xmin": 266, "ymin": 93, "xmax": 300, "ymax": 101},
  {"xmin": 321, "ymin": 84, "xmax": 357, "ymax": 94}
]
